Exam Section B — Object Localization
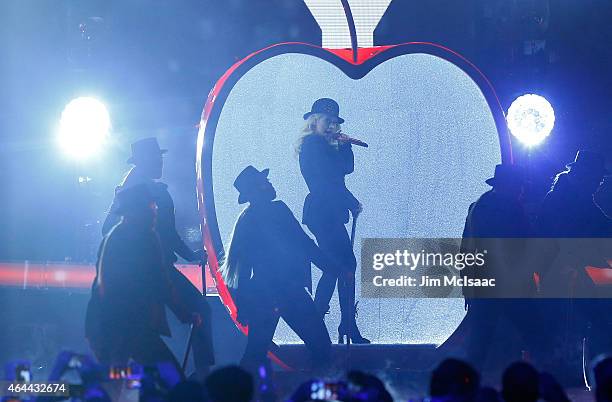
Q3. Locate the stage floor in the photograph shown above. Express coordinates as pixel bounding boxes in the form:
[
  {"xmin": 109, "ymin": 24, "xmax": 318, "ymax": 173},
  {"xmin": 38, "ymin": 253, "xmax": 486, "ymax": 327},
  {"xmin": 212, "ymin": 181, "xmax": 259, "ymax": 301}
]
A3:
[{"xmin": 276, "ymin": 343, "xmax": 438, "ymax": 371}]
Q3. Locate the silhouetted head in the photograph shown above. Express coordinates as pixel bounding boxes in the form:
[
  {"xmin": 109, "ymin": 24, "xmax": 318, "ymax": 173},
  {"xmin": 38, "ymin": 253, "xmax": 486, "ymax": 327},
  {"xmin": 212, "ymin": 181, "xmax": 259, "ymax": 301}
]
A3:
[
  {"xmin": 486, "ymin": 164, "xmax": 526, "ymax": 199},
  {"xmin": 430, "ymin": 358, "xmax": 480, "ymax": 402},
  {"xmin": 593, "ymin": 356, "xmax": 612, "ymax": 402},
  {"xmin": 303, "ymin": 98, "xmax": 344, "ymax": 137},
  {"xmin": 205, "ymin": 365, "xmax": 253, "ymax": 402},
  {"xmin": 565, "ymin": 150, "xmax": 609, "ymax": 195},
  {"xmin": 127, "ymin": 137, "xmax": 167, "ymax": 180},
  {"xmin": 115, "ymin": 184, "xmax": 157, "ymax": 228},
  {"xmin": 167, "ymin": 380, "xmax": 205, "ymax": 402},
  {"xmin": 502, "ymin": 361, "xmax": 539, "ymax": 402},
  {"xmin": 347, "ymin": 370, "xmax": 394, "ymax": 402},
  {"xmin": 234, "ymin": 165, "xmax": 276, "ymax": 205}
]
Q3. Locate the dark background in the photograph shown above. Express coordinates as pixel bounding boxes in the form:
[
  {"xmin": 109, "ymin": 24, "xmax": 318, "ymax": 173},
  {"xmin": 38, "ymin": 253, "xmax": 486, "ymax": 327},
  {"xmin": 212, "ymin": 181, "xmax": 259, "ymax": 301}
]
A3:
[{"xmin": 1, "ymin": 0, "xmax": 611, "ymax": 262}]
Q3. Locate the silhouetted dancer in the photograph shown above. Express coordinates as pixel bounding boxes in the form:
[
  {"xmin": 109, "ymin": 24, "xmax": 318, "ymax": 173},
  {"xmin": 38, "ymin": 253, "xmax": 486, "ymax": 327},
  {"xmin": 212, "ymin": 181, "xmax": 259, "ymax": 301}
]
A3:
[
  {"xmin": 298, "ymin": 98, "xmax": 369, "ymax": 344},
  {"xmin": 102, "ymin": 137, "xmax": 214, "ymax": 378},
  {"xmin": 536, "ymin": 150, "xmax": 612, "ymax": 360},
  {"xmin": 221, "ymin": 166, "xmax": 333, "ymax": 372},
  {"xmin": 460, "ymin": 164, "xmax": 540, "ymax": 370},
  {"xmin": 538, "ymin": 150, "xmax": 611, "ymax": 238},
  {"xmin": 85, "ymin": 184, "xmax": 183, "ymax": 375}
]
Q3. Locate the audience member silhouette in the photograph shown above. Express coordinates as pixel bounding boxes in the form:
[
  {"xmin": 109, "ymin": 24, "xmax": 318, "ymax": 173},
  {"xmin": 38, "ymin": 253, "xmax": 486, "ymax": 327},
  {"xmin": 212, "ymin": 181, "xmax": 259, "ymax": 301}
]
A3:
[
  {"xmin": 205, "ymin": 365, "xmax": 254, "ymax": 402},
  {"xmin": 101, "ymin": 137, "xmax": 214, "ymax": 377},
  {"xmin": 222, "ymin": 166, "xmax": 333, "ymax": 371},
  {"xmin": 288, "ymin": 371, "xmax": 392, "ymax": 402},
  {"xmin": 501, "ymin": 362, "xmax": 539, "ymax": 402},
  {"xmin": 429, "ymin": 358, "xmax": 480, "ymax": 402},
  {"xmin": 346, "ymin": 370, "xmax": 394, "ymax": 402}
]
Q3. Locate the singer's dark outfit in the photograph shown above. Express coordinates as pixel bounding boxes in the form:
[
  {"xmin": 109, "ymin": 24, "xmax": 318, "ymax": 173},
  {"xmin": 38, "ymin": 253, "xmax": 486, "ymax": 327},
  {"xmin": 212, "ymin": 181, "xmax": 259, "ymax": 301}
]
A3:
[
  {"xmin": 231, "ymin": 200, "xmax": 332, "ymax": 369},
  {"xmin": 298, "ymin": 134, "xmax": 360, "ymax": 327},
  {"xmin": 85, "ymin": 221, "xmax": 183, "ymax": 375},
  {"xmin": 101, "ymin": 171, "xmax": 214, "ymax": 370}
]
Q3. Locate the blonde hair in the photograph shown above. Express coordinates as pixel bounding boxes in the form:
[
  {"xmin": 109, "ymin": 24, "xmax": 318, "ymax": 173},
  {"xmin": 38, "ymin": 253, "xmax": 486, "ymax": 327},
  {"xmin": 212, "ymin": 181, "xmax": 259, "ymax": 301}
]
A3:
[
  {"xmin": 297, "ymin": 113, "xmax": 341, "ymax": 153},
  {"xmin": 302, "ymin": 113, "xmax": 341, "ymax": 135}
]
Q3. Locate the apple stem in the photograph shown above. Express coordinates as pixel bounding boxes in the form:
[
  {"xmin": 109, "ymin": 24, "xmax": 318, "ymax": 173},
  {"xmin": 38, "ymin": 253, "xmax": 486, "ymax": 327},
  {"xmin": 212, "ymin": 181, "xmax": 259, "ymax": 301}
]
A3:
[{"xmin": 340, "ymin": 0, "xmax": 358, "ymax": 62}]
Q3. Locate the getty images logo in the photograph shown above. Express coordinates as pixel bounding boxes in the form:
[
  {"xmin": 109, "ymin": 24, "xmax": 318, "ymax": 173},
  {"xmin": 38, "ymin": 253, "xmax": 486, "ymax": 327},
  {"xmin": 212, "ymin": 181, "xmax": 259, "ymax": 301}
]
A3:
[{"xmin": 371, "ymin": 249, "xmax": 488, "ymax": 272}]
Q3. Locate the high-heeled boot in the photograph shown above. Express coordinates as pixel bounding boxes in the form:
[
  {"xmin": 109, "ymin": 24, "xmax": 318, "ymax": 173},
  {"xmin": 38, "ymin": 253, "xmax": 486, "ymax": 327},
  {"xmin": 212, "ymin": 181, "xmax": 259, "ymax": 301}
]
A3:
[
  {"xmin": 338, "ymin": 301, "xmax": 371, "ymax": 344},
  {"xmin": 337, "ymin": 275, "xmax": 370, "ymax": 344}
]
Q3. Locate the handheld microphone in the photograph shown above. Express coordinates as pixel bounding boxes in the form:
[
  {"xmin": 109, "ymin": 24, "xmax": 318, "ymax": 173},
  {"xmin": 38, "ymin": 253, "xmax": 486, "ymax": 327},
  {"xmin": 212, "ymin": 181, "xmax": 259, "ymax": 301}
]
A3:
[{"xmin": 335, "ymin": 133, "xmax": 369, "ymax": 148}]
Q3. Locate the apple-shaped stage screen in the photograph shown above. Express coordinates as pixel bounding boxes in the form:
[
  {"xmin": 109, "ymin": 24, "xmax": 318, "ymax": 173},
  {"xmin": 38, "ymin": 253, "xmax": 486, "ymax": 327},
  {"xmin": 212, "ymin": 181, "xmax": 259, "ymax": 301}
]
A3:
[{"xmin": 210, "ymin": 52, "xmax": 501, "ymax": 345}]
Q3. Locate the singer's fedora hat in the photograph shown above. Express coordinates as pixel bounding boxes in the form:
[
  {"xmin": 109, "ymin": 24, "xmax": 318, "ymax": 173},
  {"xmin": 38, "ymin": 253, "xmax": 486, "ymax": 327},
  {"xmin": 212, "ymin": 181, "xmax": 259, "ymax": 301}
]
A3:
[{"xmin": 303, "ymin": 98, "xmax": 344, "ymax": 124}]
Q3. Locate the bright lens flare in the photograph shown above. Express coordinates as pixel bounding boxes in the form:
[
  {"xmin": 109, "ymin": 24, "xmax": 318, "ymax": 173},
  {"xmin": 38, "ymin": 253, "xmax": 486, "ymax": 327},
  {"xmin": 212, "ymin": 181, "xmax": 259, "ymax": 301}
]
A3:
[
  {"xmin": 507, "ymin": 94, "xmax": 555, "ymax": 147},
  {"xmin": 58, "ymin": 97, "xmax": 110, "ymax": 159}
]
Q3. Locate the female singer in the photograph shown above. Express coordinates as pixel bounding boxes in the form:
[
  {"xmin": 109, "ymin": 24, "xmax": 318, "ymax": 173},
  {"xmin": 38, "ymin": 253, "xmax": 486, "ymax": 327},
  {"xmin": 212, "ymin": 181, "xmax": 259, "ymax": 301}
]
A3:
[{"xmin": 298, "ymin": 98, "xmax": 369, "ymax": 344}]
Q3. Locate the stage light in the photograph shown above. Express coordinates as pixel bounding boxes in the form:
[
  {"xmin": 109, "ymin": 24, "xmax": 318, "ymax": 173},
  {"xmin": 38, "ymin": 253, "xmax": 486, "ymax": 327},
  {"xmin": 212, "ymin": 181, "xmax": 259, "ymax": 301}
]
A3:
[
  {"xmin": 507, "ymin": 94, "xmax": 555, "ymax": 147},
  {"xmin": 58, "ymin": 97, "xmax": 110, "ymax": 159}
]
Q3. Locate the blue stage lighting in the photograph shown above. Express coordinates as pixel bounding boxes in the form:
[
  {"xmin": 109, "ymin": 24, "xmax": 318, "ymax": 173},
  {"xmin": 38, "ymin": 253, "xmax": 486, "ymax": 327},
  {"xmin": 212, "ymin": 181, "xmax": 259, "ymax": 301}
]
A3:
[
  {"xmin": 58, "ymin": 97, "xmax": 110, "ymax": 159},
  {"xmin": 507, "ymin": 94, "xmax": 555, "ymax": 147}
]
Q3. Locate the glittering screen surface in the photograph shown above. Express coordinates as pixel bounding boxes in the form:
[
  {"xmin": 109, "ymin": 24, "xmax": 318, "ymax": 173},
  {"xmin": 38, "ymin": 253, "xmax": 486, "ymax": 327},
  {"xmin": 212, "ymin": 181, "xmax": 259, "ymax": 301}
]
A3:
[{"xmin": 211, "ymin": 53, "xmax": 500, "ymax": 344}]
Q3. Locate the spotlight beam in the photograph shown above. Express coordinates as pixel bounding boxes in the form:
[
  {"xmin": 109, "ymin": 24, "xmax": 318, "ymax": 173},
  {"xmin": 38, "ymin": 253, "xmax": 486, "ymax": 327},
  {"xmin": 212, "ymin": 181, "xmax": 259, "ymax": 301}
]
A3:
[
  {"xmin": 58, "ymin": 97, "xmax": 110, "ymax": 159},
  {"xmin": 507, "ymin": 94, "xmax": 555, "ymax": 147}
]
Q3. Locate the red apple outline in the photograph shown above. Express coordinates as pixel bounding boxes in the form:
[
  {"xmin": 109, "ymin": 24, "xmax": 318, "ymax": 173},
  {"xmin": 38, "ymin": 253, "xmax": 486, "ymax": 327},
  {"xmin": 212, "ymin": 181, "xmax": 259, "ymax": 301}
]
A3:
[{"xmin": 195, "ymin": 42, "xmax": 512, "ymax": 369}]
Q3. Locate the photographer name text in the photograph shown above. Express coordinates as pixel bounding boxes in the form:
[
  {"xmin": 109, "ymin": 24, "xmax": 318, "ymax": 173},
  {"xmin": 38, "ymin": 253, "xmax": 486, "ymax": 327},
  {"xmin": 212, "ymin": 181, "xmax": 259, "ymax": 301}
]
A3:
[{"xmin": 372, "ymin": 275, "xmax": 495, "ymax": 287}]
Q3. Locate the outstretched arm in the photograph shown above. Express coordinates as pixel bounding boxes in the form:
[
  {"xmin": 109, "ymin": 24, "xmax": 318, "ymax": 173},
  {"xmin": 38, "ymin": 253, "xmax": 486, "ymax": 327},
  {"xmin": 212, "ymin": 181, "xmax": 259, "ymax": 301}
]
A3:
[
  {"xmin": 171, "ymin": 231, "xmax": 199, "ymax": 262},
  {"xmin": 155, "ymin": 183, "xmax": 201, "ymax": 262}
]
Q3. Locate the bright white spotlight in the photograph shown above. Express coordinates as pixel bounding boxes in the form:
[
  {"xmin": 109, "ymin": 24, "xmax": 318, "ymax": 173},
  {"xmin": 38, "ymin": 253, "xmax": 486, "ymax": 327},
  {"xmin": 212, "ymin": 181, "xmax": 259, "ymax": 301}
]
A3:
[
  {"xmin": 507, "ymin": 94, "xmax": 555, "ymax": 147},
  {"xmin": 58, "ymin": 97, "xmax": 110, "ymax": 159}
]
